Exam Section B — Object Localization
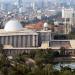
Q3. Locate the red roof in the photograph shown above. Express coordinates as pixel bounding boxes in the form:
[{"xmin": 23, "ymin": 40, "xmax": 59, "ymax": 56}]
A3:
[
  {"xmin": 25, "ymin": 21, "xmax": 52, "ymax": 30},
  {"xmin": 25, "ymin": 21, "xmax": 44, "ymax": 30}
]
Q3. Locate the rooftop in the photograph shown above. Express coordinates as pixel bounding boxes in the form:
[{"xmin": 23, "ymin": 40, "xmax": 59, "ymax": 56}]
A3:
[
  {"xmin": 0, "ymin": 28, "xmax": 38, "ymax": 36},
  {"xmin": 4, "ymin": 20, "xmax": 23, "ymax": 32}
]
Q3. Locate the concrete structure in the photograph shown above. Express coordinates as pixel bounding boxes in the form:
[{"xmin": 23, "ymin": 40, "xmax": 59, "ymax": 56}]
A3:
[
  {"xmin": 62, "ymin": 7, "xmax": 74, "ymax": 34},
  {"xmin": 0, "ymin": 20, "xmax": 38, "ymax": 49},
  {"xmin": 0, "ymin": 19, "xmax": 75, "ymax": 56}
]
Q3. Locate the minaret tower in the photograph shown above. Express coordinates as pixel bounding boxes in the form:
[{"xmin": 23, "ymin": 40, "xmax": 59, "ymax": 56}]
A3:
[
  {"xmin": 18, "ymin": 0, "xmax": 23, "ymax": 8},
  {"xmin": 32, "ymin": 0, "xmax": 36, "ymax": 11}
]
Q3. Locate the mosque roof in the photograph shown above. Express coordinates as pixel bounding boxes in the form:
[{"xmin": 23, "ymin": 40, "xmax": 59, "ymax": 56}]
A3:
[{"xmin": 4, "ymin": 19, "xmax": 23, "ymax": 32}]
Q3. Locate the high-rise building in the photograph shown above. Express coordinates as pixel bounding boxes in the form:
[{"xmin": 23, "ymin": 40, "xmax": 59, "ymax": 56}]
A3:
[
  {"xmin": 32, "ymin": 0, "xmax": 35, "ymax": 10},
  {"xmin": 62, "ymin": 7, "xmax": 74, "ymax": 34},
  {"xmin": 18, "ymin": 0, "xmax": 23, "ymax": 8}
]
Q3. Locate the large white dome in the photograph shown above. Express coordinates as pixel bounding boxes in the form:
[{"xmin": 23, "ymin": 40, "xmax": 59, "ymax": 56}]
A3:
[{"xmin": 4, "ymin": 20, "xmax": 23, "ymax": 32}]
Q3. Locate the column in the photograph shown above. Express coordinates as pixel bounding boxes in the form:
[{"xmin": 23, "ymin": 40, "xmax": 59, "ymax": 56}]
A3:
[
  {"xmin": 21, "ymin": 36, "xmax": 23, "ymax": 47},
  {"xmin": 25, "ymin": 36, "xmax": 28, "ymax": 47},
  {"xmin": 49, "ymin": 32, "xmax": 52, "ymax": 41},
  {"xmin": 10, "ymin": 36, "xmax": 13, "ymax": 46},
  {"xmin": 5, "ymin": 36, "xmax": 7, "ymax": 45},
  {"xmin": 28, "ymin": 35, "xmax": 30, "ymax": 47},
  {"xmin": 8, "ymin": 36, "xmax": 10, "ymax": 45},
  {"xmin": 1, "ymin": 36, "xmax": 4, "ymax": 44},
  {"xmin": 14, "ymin": 36, "xmax": 17, "ymax": 47},
  {"xmin": 30, "ymin": 35, "xmax": 33, "ymax": 47},
  {"xmin": 16, "ymin": 36, "xmax": 18, "ymax": 47},
  {"xmin": 32, "ymin": 35, "xmax": 35, "ymax": 47},
  {"xmin": 18, "ymin": 36, "xmax": 21, "ymax": 47},
  {"xmin": 35, "ymin": 35, "xmax": 38, "ymax": 47},
  {"xmin": 0, "ymin": 37, "xmax": 1, "ymax": 44},
  {"xmin": 23, "ymin": 36, "xmax": 25, "ymax": 47},
  {"xmin": 12, "ymin": 36, "xmax": 14, "ymax": 46}
]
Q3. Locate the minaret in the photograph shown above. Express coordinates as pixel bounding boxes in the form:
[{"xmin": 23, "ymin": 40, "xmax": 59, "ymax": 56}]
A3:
[
  {"xmin": 18, "ymin": 0, "xmax": 22, "ymax": 8},
  {"xmin": 32, "ymin": 0, "xmax": 35, "ymax": 11},
  {"xmin": 44, "ymin": 0, "xmax": 48, "ymax": 8},
  {"xmin": 69, "ymin": 0, "xmax": 71, "ymax": 7},
  {"xmin": 18, "ymin": 0, "xmax": 23, "ymax": 13}
]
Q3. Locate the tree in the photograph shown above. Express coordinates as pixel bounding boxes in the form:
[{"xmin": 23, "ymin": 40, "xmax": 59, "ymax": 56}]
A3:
[
  {"xmin": 60, "ymin": 70, "xmax": 72, "ymax": 75},
  {"xmin": 43, "ymin": 64, "xmax": 54, "ymax": 75},
  {"xmin": 53, "ymin": 51, "xmax": 60, "ymax": 57},
  {"xmin": 0, "ymin": 44, "xmax": 11, "ymax": 75},
  {"xmin": 60, "ymin": 47, "xmax": 66, "ymax": 56}
]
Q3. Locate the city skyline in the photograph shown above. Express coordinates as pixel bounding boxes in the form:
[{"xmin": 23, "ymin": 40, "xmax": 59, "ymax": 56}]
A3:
[{"xmin": 0, "ymin": 0, "xmax": 74, "ymax": 2}]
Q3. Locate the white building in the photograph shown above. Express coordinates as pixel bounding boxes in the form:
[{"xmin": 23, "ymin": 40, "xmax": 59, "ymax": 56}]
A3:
[
  {"xmin": 0, "ymin": 20, "xmax": 75, "ymax": 56},
  {"xmin": 62, "ymin": 7, "xmax": 74, "ymax": 34}
]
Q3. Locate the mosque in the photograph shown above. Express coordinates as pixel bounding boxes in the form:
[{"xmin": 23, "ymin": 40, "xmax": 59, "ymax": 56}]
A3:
[{"xmin": 0, "ymin": 19, "xmax": 75, "ymax": 56}]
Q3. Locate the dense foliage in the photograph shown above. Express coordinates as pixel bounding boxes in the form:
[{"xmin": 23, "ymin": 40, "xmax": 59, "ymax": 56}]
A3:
[{"xmin": 0, "ymin": 45, "xmax": 75, "ymax": 75}]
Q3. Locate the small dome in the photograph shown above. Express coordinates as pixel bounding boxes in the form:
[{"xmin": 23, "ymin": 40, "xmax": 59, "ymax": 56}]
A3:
[
  {"xmin": 43, "ymin": 22, "xmax": 48, "ymax": 28},
  {"xmin": 4, "ymin": 20, "xmax": 23, "ymax": 32}
]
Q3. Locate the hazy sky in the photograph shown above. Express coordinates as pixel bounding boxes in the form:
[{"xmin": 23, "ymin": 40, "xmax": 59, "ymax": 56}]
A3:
[{"xmin": 0, "ymin": 0, "xmax": 73, "ymax": 3}]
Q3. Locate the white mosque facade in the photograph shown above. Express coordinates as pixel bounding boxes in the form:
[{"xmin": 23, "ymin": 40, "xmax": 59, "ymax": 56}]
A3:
[{"xmin": 0, "ymin": 20, "xmax": 75, "ymax": 56}]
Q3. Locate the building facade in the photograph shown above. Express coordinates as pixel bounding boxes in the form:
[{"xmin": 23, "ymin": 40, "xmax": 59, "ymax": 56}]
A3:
[{"xmin": 0, "ymin": 19, "xmax": 75, "ymax": 56}]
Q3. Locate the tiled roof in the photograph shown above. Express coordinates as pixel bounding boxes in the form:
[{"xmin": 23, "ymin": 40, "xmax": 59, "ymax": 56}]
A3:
[
  {"xmin": 25, "ymin": 21, "xmax": 52, "ymax": 30},
  {"xmin": 25, "ymin": 21, "xmax": 44, "ymax": 30}
]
